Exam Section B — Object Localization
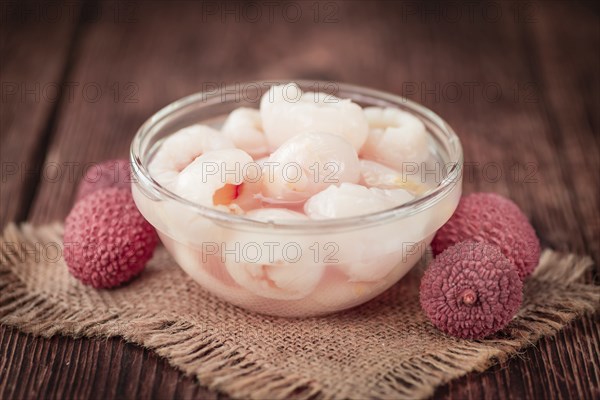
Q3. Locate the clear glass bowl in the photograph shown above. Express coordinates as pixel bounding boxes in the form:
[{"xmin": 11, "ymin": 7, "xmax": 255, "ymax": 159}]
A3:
[{"xmin": 130, "ymin": 80, "xmax": 463, "ymax": 317}]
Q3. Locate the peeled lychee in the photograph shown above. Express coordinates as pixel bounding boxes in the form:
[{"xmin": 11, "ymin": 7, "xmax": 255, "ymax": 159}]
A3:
[
  {"xmin": 420, "ymin": 241, "xmax": 523, "ymax": 339},
  {"xmin": 76, "ymin": 159, "xmax": 132, "ymax": 201},
  {"xmin": 64, "ymin": 187, "xmax": 158, "ymax": 288},
  {"xmin": 432, "ymin": 192, "xmax": 540, "ymax": 279}
]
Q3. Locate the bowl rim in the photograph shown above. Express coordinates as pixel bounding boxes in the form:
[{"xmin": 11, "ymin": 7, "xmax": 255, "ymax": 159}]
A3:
[{"xmin": 130, "ymin": 80, "xmax": 463, "ymax": 230}]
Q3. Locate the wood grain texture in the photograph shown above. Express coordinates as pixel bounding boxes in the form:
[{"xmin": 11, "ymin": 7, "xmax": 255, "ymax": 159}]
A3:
[
  {"xmin": 0, "ymin": 325, "xmax": 220, "ymax": 400},
  {"xmin": 0, "ymin": 0, "xmax": 80, "ymax": 225},
  {"xmin": 528, "ymin": 1, "xmax": 600, "ymax": 270},
  {"xmin": 1, "ymin": 0, "xmax": 598, "ymax": 399}
]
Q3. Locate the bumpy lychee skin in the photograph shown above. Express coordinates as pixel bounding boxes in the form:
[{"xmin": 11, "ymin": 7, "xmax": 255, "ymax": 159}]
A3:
[
  {"xmin": 420, "ymin": 241, "xmax": 523, "ymax": 339},
  {"xmin": 76, "ymin": 159, "xmax": 132, "ymax": 201},
  {"xmin": 432, "ymin": 192, "xmax": 540, "ymax": 279},
  {"xmin": 64, "ymin": 187, "xmax": 158, "ymax": 288}
]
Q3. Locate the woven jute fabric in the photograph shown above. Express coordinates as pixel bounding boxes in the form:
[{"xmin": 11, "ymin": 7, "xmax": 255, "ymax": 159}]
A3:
[{"xmin": 1, "ymin": 223, "xmax": 598, "ymax": 399}]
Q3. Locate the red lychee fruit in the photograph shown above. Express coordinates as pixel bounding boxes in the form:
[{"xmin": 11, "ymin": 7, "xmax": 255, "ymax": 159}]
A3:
[
  {"xmin": 420, "ymin": 241, "xmax": 523, "ymax": 339},
  {"xmin": 64, "ymin": 187, "xmax": 158, "ymax": 288},
  {"xmin": 432, "ymin": 192, "xmax": 540, "ymax": 279},
  {"xmin": 76, "ymin": 158, "xmax": 132, "ymax": 201}
]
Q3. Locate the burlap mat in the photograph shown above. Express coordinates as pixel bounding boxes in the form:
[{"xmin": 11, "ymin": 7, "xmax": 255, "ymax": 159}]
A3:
[{"xmin": 1, "ymin": 223, "xmax": 598, "ymax": 399}]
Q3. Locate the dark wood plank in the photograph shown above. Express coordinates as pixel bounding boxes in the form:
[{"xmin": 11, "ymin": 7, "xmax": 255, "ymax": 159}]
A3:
[
  {"xmin": 0, "ymin": 0, "xmax": 80, "ymax": 226},
  {"xmin": 526, "ymin": 0, "xmax": 599, "ymax": 268},
  {"xmin": 0, "ymin": 325, "xmax": 219, "ymax": 400},
  {"xmin": 377, "ymin": 2, "xmax": 599, "ymax": 398},
  {"xmin": 436, "ymin": 315, "xmax": 600, "ymax": 400},
  {"xmin": 1, "ymin": 1, "xmax": 598, "ymax": 399},
  {"xmin": 380, "ymin": 0, "xmax": 596, "ymax": 262}
]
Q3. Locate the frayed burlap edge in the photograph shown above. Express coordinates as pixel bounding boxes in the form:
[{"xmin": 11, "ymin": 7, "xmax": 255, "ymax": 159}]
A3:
[{"xmin": 1, "ymin": 223, "xmax": 598, "ymax": 400}]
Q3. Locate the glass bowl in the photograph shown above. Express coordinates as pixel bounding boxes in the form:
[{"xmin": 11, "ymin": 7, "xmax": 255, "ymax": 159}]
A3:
[{"xmin": 130, "ymin": 80, "xmax": 463, "ymax": 317}]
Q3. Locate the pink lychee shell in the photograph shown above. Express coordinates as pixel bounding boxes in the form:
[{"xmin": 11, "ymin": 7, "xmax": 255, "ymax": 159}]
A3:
[
  {"xmin": 76, "ymin": 158, "xmax": 132, "ymax": 201},
  {"xmin": 432, "ymin": 192, "xmax": 540, "ymax": 279},
  {"xmin": 64, "ymin": 187, "xmax": 158, "ymax": 288},
  {"xmin": 420, "ymin": 241, "xmax": 523, "ymax": 339}
]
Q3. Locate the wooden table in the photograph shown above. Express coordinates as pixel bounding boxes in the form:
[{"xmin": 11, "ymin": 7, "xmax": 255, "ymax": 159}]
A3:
[{"xmin": 2, "ymin": 1, "xmax": 598, "ymax": 398}]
